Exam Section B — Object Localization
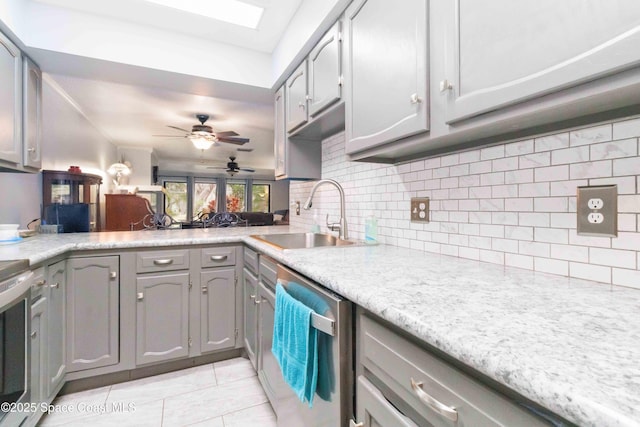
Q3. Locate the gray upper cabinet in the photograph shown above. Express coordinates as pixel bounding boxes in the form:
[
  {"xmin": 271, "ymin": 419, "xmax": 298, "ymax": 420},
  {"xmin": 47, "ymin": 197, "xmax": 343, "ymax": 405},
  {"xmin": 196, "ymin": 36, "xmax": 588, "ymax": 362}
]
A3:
[
  {"xmin": 344, "ymin": 0, "xmax": 429, "ymax": 154},
  {"xmin": 443, "ymin": 0, "xmax": 640, "ymax": 123},
  {"xmin": 200, "ymin": 267, "xmax": 236, "ymax": 353},
  {"xmin": 136, "ymin": 272, "xmax": 190, "ymax": 365},
  {"xmin": 66, "ymin": 256, "xmax": 119, "ymax": 372},
  {"xmin": 286, "ymin": 62, "xmax": 309, "ymax": 132},
  {"xmin": 274, "ymin": 86, "xmax": 287, "ymax": 179},
  {"xmin": 46, "ymin": 260, "xmax": 66, "ymax": 398},
  {"xmin": 22, "ymin": 56, "xmax": 42, "ymax": 170},
  {"xmin": 0, "ymin": 30, "xmax": 22, "ymax": 166},
  {"xmin": 308, "ymin": 21, "xmax": 342, "ymax": 118}
]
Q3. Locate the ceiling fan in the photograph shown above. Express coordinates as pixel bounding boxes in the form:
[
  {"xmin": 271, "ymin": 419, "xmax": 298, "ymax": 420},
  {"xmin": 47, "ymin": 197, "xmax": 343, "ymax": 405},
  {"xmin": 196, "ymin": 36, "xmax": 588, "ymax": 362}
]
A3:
[
  {"xmin": 153, "ymin": 114, "xmax": 250, "ymax": 150},
  {"xmin": 207, "ymin": 156, "xmax": 255, "ymax": 176}
]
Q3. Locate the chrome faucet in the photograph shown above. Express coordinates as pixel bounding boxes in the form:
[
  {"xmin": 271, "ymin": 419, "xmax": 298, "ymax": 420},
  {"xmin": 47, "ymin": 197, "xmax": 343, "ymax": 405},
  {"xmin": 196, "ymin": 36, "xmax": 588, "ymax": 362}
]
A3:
[{"xmin": 303, "ymin": 179, "xmax": 348, "ymax": 240}]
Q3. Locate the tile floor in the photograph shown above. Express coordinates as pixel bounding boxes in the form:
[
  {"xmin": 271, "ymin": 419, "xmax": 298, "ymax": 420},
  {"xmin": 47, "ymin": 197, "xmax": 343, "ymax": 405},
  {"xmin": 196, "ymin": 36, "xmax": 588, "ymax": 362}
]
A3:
[{"xmin": 38, "ymin": 357, "xmax": 277, "ymax": 427}]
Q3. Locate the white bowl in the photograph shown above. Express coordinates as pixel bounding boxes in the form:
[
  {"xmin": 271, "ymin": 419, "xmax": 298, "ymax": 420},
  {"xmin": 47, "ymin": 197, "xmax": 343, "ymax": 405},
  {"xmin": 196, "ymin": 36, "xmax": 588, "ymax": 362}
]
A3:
[{"xmin": 0, "ymin": 224, "xmax": 19, "ymax": 241}]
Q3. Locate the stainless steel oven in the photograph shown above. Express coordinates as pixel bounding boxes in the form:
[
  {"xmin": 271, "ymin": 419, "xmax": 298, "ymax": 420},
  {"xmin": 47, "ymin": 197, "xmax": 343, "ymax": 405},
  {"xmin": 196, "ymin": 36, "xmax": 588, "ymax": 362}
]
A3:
[{"xmin": 0, "ymin": 260, "xmax": 32, "ymax": 427}]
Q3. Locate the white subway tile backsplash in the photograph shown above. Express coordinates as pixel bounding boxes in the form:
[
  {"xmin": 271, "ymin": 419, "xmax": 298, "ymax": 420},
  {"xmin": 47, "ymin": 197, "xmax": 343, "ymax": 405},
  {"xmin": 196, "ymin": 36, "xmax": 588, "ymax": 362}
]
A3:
[
  {"xmin": 291, "ymin": 115, "xmax": 640, "ymax": 289},
  {"xmin": 570, "ymin": 124, "xmax": 613, "ymax": 146},
  {"xmin": 590, "ymin": 138, "xmax": 637, "ymax": 160}
]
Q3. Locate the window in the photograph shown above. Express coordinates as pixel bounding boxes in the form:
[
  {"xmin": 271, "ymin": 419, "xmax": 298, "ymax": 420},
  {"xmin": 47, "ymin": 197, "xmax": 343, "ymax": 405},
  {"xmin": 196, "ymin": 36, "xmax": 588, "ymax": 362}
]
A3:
[
  {"xmin": 252, "ymin": 184, "xmax": 270, "ymax": 212},
  {"xmin": 226, "ymin": 182, "xmax": 246, "ymax": 212},
  {"xmin": 164, "ymin": 180, "xmax": 188, "ymax": 222},
  {"xmin": 193, "ymin": 181, "xmax": 217, "ymax": 216}
]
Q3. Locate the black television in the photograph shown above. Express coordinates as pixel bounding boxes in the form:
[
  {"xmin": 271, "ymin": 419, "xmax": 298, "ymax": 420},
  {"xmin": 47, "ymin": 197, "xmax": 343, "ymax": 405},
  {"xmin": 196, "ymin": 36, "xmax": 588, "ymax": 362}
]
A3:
[{"xmin": 44, "ymin": 203, "xmax": 90, "ymax": 233}]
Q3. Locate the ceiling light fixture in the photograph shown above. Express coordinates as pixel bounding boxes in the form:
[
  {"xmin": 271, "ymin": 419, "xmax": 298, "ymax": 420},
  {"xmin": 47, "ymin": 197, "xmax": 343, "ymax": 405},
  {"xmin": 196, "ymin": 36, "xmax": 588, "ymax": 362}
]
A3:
[
  {"xmin": 107, "ymin": 160, "xmax": 132, "ymax": 186},
  {"xmin": 144, "ymin": 0, "xmax": 264, "ymax": 29},
  {"xmin": 190, "ymin": 133, "xmax": 215, "ymax": 150}
]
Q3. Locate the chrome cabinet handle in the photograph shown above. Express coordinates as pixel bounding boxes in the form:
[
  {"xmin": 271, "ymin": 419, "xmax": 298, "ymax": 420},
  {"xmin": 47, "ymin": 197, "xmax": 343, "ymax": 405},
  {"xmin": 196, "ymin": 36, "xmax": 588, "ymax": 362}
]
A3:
[
  {"xmin": 410, "ymin": 378, "xmax": 458, "ymax": 422},
  {"xmin": 50, "ymin": 282, "xmax": 60, "ymax": 289},
  {"xmin": 110, "ymin": 271, "xmax": 117, "ymax": 279},
  {"xmin": 202, "ymin": 286, "xmax": 208, "ymax": 294},
  {"xmin": 410, "ymin": 93, "xmax": 422, "ymax": 104},
  {"xmin": 35, "ymin": 279, "xmax": 46, "ymax": 287},
  {"xmin": 254, "ymin": 299, "xmax": 261, "ymax": 305},
  {"xmin": 210, "ymin": 255, "xmax": 228, "ymax": 262},
  {"xmin": 137, "ymin": 292, "xmax": 144, "ymax": 301},
  {"xmin": 28, "ymin": 147, "xmax": 36, "ymax": 154},
  {"xmin": 153, "ymin": 259, "xmax": 173, "ymax": 266},
  {"xmin": 298, "ymin": 101, "xmax": 306, "ymax": 109},
  {"xmin": 439, "ymin": 79, "xmax": 453, "ymax": 92},
  {"xmin": 31, "ymin": 331, "xmax": 37, "ymax": 338},
  {"xmin": 350, "ymin": 421, "xmax": 364, "ymax": 427},
  {"xmin": 249, "ymin": 294, "xmax": 256, "ymax": 300}
]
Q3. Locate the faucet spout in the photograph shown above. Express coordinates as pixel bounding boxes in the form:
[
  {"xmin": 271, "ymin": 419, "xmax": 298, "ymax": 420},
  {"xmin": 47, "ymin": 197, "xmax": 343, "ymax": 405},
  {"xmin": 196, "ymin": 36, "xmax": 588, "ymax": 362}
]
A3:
[{"xmin": 303, "ymin": 179, "xmax": 348, "ymax": 240}]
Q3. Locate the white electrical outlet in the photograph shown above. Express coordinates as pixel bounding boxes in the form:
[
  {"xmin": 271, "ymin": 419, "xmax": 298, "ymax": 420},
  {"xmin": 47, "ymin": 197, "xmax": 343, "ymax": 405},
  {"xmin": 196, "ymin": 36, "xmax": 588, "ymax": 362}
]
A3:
[
  {"xmin": 588, "ymin": 213, "xmax": 604, "ymax": 224},
  {"xmin": 577, "ymin": 185, "xmax": 617, "ymax": 237},
  {"xmin": 587, "ymin": 198, "xmax": 604, "ymax": 210}
]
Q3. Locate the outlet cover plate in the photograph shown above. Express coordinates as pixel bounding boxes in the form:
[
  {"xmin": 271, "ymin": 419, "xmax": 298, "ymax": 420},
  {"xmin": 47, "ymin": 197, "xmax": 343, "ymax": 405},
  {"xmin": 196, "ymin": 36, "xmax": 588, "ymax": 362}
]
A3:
[
  {"xmin": 411, "ymin": 197, "xmax": 430, "ymax": 222},
  {"xmin": 577, "ymin": 185, "xmax": 617, "ymax": 237}
]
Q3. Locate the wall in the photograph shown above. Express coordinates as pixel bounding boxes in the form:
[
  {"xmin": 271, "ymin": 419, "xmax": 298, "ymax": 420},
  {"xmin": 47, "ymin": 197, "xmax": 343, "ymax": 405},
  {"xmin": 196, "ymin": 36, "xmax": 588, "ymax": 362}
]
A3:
[
  {"xmin": 117, "ymin": 146, "xmax": 155, "ymax": 187},
  {"xmin": 290, "ymin": 117, "xmax": 640, "ymax": 290}
]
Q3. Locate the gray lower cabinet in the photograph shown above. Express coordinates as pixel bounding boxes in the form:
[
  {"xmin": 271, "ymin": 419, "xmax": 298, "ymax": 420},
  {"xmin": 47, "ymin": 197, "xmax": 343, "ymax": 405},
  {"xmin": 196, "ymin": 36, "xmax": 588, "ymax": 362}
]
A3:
[
  {"xmin": 344, "ymin": 0, "xmax": 429, "ymax": 154},
  {"xmin": 242, "ymin": 267, "xmax": 258, "ymax": 369},
  {"xmin": 66, "ymin": 256, "xmax": 119, "ymax": 372},
  {"xmin": 200, "ymin": 267, "xmax": 237, "ymax": 353},
  {"xmin": 355, "ymin": 313, "xmax": 549, "ymax": 427},
  {"xmin": 136, "ymin": 271, "xmax": 190, "ymax": 365},
  {"xmin": 46, "ymin": 260, "xmax": 66, "ymax": 398},
  {"xmin": 30, "ymin": 296, "xmax": 47, "ymax": 407},
  {"xmin": 443, "ymin": 0, "xmax": 640, "ymax": 123},
  {"xmin": 0, "ymin": 30, "xmax": 22, "ymax": 166}
]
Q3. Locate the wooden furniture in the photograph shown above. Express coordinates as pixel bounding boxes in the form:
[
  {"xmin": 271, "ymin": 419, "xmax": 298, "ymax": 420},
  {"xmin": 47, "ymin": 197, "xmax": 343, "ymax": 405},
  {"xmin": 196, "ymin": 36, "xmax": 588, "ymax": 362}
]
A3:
[
  {"xmin": 105, "ymin": 194, "xmax": 154, "ymax": 231},
  {"xmin": 42, "ymin": 170, "xmax": 102, "ymax": 231}
]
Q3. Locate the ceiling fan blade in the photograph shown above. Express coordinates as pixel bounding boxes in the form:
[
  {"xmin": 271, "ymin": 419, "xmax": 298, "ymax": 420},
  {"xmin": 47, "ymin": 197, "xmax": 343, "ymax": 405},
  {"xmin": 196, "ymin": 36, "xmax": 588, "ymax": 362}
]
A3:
[
  {"xmin": 152, "ymin": 134, "xmax": 187, "ymax": 137},
  {"xmin": 215, "ymin": 131, "xmax": 239, "ymax": 137},
  {"xmin": 217, "ymin": 136, "xmax": 250, "ymax": 145},
  {"xmin": 237, "ymin": 148, "xmax": 254, "ymax": 152},
  {"xmin": 206, "ymin": 166, "xmax": 227, "ymax": 170},
  {"xmin": 240, "ymin": 168, "xmax": 256, "ymax": 172},
  {"xmin": 167, "ymin": 125, "xmax": 191, "ymax": 133}
]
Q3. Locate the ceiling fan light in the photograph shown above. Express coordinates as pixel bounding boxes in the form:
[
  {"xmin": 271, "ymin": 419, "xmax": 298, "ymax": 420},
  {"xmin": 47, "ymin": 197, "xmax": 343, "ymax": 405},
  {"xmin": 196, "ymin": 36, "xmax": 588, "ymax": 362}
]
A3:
[{"xmin": 190, "ymin": 136, "xmax": 214, "ymax": 150}]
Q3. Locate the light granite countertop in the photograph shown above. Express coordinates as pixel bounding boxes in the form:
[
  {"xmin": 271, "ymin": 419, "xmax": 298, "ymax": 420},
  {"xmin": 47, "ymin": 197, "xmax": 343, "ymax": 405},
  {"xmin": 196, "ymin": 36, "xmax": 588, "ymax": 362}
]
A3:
[{"xmin": 1, "ymin": 228, "xmax": 639, "ymax": 427}]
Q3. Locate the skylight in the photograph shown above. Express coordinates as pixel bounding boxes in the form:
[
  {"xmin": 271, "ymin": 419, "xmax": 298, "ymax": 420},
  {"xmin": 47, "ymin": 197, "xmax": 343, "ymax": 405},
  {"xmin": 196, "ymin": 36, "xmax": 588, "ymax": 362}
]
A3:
[{"xmin": 144, "ymin": 0, "xmax": 264, "ymax": 29}]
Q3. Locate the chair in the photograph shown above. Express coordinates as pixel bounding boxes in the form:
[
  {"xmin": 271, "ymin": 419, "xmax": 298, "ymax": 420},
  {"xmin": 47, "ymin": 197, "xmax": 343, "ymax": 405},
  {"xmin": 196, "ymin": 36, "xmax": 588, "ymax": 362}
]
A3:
[
  {"xmin": 130, "ymin": 211, "xmax": 181, "ymax": 230},
  {"xmin": 203, "ymin": 212, "xmax": 247, "ymax": 228}
]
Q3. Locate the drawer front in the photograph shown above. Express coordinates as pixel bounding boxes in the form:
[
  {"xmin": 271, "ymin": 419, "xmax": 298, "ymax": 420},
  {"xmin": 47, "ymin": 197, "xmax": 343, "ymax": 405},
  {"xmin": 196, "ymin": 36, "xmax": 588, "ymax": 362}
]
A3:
[
  {"xmin": 136, "ymin": 249, "xmax": 190, "ymax": 273},
  {"xmin": 355, "ymin": 375, "xmax": 419, "ymax": 427},
  {"xmin": 201, "ymin": 247, "xmax": 236, "ymax": 268},
  {"xmin": 243, "ymin": 247, "xmax": 259, "ymax": 274},
  {"xmin": 360, "ymin": 315, "xmax": 547, "ymax": 427},
  {"xmin": 259, "ymin": 256, "xmax": 277, "ymax": 286}
]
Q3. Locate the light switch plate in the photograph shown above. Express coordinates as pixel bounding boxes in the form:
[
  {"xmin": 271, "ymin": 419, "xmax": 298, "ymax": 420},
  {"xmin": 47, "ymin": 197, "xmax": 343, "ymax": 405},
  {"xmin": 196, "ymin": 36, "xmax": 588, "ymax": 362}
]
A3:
[
  {"xmin": 411, "ymin": 197, "xmax": 430, "ymax": 222},
  {"xmin": 577, "ymin": 185, "xmax": 617, "ymax": 237}
]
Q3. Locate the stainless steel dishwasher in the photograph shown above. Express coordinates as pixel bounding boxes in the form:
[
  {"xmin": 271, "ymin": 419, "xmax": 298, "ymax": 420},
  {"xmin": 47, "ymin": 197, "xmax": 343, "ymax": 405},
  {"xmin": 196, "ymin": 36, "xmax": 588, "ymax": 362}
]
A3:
[{"xmin": 258, "ymin": 262, "xmax": 353, "ymax": 427}]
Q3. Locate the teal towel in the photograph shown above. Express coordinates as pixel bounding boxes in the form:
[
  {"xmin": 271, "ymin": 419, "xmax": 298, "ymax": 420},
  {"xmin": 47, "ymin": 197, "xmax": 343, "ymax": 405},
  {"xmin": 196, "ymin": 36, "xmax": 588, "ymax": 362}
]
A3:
[{"xmin": 272, "ymin": 283, "xmax": 318, "ymax": 407}]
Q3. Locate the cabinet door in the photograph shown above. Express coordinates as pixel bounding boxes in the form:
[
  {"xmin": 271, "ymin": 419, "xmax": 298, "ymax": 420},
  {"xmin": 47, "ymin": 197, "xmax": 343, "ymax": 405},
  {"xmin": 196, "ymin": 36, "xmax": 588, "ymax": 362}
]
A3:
[
  {"xmin": 344, "ymin": 0, "xmax": 428, "ymax": 154},
  {"xmin": 308, "ymin": 21, "xmax": 342, "ymax": 118},
  {"xmin": 243, "ymin": 268, "xmax": 258, "ymax": 369},
  {"xmin": 30, "ymin": 296, "xmax": 47, "ymax": 406},
  {"xmin": 274, "ymin": 86, "xmax": 287, "ymax": 178},
  {"xmin": 355, "ymin": 376, "xmax": 419, "ymax": 427},
  {"xmin": 286, "ymin": 62, "xmax": 309, "ymax": 132},
  {"xmin": 47, "ymin": 260, "xmax": 66, "ymax": 397},
  {"xmin": 0, "ymin": 30, "xmax": 22, "ymax": 165},
  {"xmin": 136, "ymin": 272, "xmax": 189, "ymax": 365},
  {"xmin": 66, "ymin": 256, "xmax": 119, "ymax": 372},
  {"xmin": 444, "ymin": 0, "xmax": 640, "ymax": 123},
  {"xmin": 23, "ymin": 56, "xmax": 42, "ymax": 169},
  {"xmin": 200, "ymin": 268, "xmax": 236, "ymax": 353}
]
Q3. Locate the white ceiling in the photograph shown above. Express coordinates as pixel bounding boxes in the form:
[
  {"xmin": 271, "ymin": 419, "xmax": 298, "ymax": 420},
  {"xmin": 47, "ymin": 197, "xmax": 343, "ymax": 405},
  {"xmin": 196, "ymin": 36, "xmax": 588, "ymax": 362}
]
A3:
[{"xmin": 22, "ymin": 0, "xmax": 310, "ymax": 177}]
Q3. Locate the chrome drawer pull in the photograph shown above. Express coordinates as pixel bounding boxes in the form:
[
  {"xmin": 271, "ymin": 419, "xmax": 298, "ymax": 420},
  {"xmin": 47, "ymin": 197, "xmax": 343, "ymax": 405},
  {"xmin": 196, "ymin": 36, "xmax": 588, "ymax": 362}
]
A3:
[
  {"xmin": 249, "ymin": 294, "xmax": 256, "ymax": 300},
  {"xmin": 50, "ymin": 282, "xmax": 60, "ymax": 289},
  {"xmin": 153, "ymin": 259, "xmax": 174, "ymax": 266},
  {"xmin": 35, "ymin": 279, "xmax": 47, "ymax": 287},
  {"xmin": 137, "ymin": 292, "xmax": 144, "ymax": 301},
  {"xmin": 31, "ymin": 331, "xmax": 37, "ymax": 339},
  {"xmin": 349, "ymin": 420, "xmax": 364, "ymax": 427},
  {"xmin": 210, "ymin": 255, "xmax": 228, "ymax": 262},
  {"xmin": 410, "ymin": 378, "xmax": 458, "ymax": 422}
]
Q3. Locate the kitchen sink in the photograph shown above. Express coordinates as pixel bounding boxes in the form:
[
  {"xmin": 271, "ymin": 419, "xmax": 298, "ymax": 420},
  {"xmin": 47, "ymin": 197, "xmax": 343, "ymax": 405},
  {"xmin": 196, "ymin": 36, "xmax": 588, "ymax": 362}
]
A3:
[{"xmin": 251, "ymin": 232, "xmax": 357, "ymax": 250}]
